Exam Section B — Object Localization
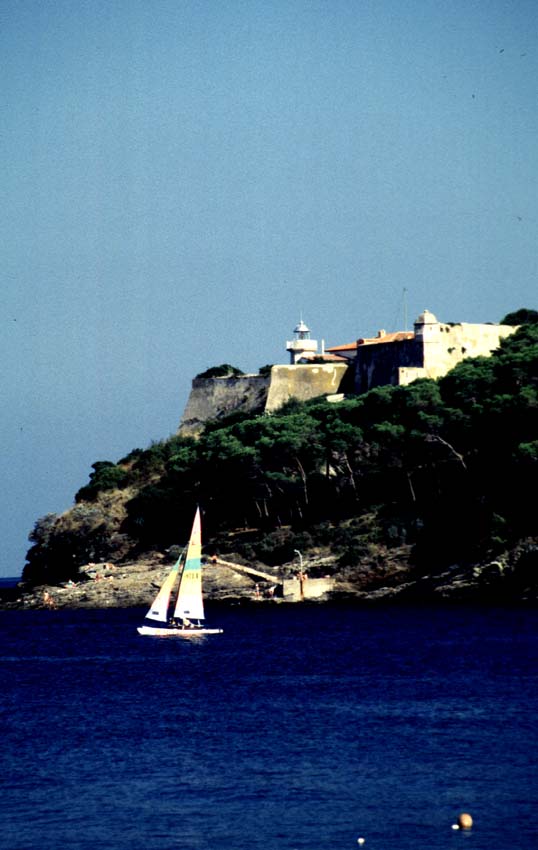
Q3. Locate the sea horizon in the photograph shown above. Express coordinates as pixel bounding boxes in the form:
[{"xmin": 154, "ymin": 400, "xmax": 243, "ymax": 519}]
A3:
[{"xmin": 0, "ymin": 575, "xmax": 22, "ymax": 588}]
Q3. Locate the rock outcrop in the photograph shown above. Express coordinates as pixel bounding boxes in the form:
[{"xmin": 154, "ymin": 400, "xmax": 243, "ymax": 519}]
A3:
[{"xmin": 3, "ymin": 543, "xmax": 537, "ymax": 609}]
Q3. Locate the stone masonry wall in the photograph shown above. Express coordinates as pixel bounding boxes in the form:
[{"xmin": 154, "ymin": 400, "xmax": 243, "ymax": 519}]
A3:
[
  {"xmin": 179, "ymin": 374, "xmax": 270, "ymax": 436},
  {"xmin": 355, "ymin": 322, "xmax": 516, "ymax": 393},
  {"xmin": 178, "ymin": 363, "xmax": 351, "ymax": 435},
  {"xmin": 179, "ymin": 323, "xmax": 516, "ymax": 435},
  {"xmin": 355, "ymin": 339, "xmax": 423, "ymax": 394},
  {"xmin": 265, "ymin": 363, "xmax": 350, "ymax": 412},
  {"xmin": 420, "ymin": 322, "xmax": 516, "ymax": 380}
]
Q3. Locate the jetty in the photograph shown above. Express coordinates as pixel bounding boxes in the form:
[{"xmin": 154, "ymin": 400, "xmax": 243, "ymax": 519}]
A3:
[
  {"xmin": 211, "ymin": 557, "xmax": 334, "ymax": 601},
  {"xmin": 211, "ymin": 557, "xmax": 283, "ymax": 586}
]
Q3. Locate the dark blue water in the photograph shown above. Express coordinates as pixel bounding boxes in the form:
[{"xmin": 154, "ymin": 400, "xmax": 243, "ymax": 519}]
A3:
[{"xmin": 1, "ymin": 605, "xmax": 536, "ymax": 850}]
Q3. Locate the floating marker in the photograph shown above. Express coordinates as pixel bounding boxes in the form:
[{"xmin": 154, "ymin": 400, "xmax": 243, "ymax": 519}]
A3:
[
  {"xmin": 458, "ymin": 813, "xmax": 473, "ymax": 830},
  {"xmin": 357, "ymin": 838, "xmax": 365, "ymax": 845}
]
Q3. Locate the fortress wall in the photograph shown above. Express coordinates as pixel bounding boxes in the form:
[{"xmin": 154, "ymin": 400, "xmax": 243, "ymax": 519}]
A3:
[
  {"xmin": 398, "ymin": 366, "xmax": 428, "ymax": 385},
  {"xmin": 265, "ymin": 363, "xmax": 350, "ymax": 413},
  {"xmin": 421, "ymin": 322, "xmax": 517, "ymax": 379},
  {"xmin": 179, "ymin": 374, "xmax": 270, "ymax": 436},
  {"xmin": 177, "ymin": 322, "xmax": 518, "ymax": 436},
  {"xmin": 355, "ymin": 339, "xmax": 423, "ymax": 393},
  {"xmin": 356, "ymin": 323, "xmax": 517, "ymax": 390}
]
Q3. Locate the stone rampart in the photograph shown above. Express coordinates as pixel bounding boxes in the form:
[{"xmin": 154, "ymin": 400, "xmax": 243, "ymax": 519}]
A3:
[
  {"xmin": 179, "ymin": 374, "xmax": 270, "ymax": 436},
  {"xmin": 178, "ymin": 320, "xmax": 517, "ymax": 434},
  {"xmin": 265, "ymin": 363, "xmax": 350, "ymax": 412},
  {"xmin": 355, "ymin": 339, "xmax": 423, "ymax": 394},
  {"xmin": 179, "ymin": 363, "xmax": 351, "ymax": 435},
  {"xmin": 421, "ymin": 321, "xmax": 515, "ymax": 380},
  {"xmin": 355, "ymin": 322, "xmax": 517, "ymax": 392}
]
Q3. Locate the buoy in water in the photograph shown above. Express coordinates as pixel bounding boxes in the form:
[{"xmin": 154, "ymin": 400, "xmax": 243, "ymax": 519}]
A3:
[
  {"xmin": 357, "ymin": 838, "xmax": 365, "ymax": 845},
  {"xmin": 457, "ymin": 813, "xmax": 473, "ymax": 830}
]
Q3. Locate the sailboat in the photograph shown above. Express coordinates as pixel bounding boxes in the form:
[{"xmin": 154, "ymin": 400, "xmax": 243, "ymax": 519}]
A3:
[{"xmin": 137, "ymin": 507, "xmax": 223, "ymax": 636}]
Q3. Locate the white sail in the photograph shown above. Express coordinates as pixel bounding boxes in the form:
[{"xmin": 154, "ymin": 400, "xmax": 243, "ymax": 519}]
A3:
[
  {"xmin": 144, "ymin": 557, "xmax": 181, "ymax": 623},
  {"xmin": 137, "ymin": 508, "xmax": 222, "ymax": 636},
  {"xmin": 173, "ymin": 507, "xmax": 205, "ymax": 621}
]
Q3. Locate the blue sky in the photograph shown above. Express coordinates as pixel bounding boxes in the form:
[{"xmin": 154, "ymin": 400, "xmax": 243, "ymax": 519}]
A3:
[{"xmin": 2, "ymin": 0, "xmax": 537, "ymax": 576}]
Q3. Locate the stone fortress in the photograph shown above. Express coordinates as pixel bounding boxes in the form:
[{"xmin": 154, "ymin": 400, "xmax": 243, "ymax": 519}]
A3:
[{"xmin": 178, "ymin": 310, "xmax": 517, "ymax": 436}]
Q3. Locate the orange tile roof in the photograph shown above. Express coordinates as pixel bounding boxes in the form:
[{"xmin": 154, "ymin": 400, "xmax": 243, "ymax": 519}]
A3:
[
  {"xmin": 327, "ymin": 331, "xmax": 414, "ymax": 352},
  {"xmin": 326, "ymin": 342, "xmax": 358, "ymax": 352},
  {"xmin": 357, "ymin": 331, "xmax": 415, "ymax": 346}
]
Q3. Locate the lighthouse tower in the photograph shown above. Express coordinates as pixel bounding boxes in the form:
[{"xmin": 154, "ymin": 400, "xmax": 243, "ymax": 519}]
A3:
[{"xmin": 286, "ymin": 319, "xmax": 318, "ymax": 364}]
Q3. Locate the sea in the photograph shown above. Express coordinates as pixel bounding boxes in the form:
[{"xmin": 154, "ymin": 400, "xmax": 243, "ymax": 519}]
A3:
[{"xmin": 0, "ymin": 602, "xmax": 536, "ymax": 850}]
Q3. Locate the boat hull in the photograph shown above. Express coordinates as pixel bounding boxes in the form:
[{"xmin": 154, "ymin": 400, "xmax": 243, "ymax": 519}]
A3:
[{"xmin": 137, "ymin": 625, "xmax": 223, "ymax": 637}]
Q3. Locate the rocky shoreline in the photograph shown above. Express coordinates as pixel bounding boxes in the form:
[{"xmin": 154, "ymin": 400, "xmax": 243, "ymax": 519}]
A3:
[{"xmin": 2, "ymin": 545, "xmax": 537, "ymax": 610}]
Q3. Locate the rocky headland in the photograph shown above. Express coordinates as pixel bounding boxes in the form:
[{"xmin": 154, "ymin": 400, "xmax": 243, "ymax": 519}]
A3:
[
  {"xmin": 7, "ymin": 316, "xmax": 538, "ymax": 613},
  {"xmin": 3, "ymin": 539, "xmax": 537, "ymax": 611}
]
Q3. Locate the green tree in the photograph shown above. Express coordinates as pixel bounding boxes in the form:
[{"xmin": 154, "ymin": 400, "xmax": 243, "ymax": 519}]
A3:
[
  {"xmin": 195, "ymin": 364, "xmax": 244, "ymax": 379},
  {"xmin": 75, "ymin": 461, "xmax": 128, "ymax": 502},
  {"xmin": 500, "ymin": 308, "xmax": 538, "ymax": 326}
]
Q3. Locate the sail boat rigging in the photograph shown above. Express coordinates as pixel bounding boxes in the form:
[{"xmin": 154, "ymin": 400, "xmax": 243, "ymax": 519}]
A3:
[{"xmin": 137, "ymin": 507, "xmax": 223, "ymax": 636}]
